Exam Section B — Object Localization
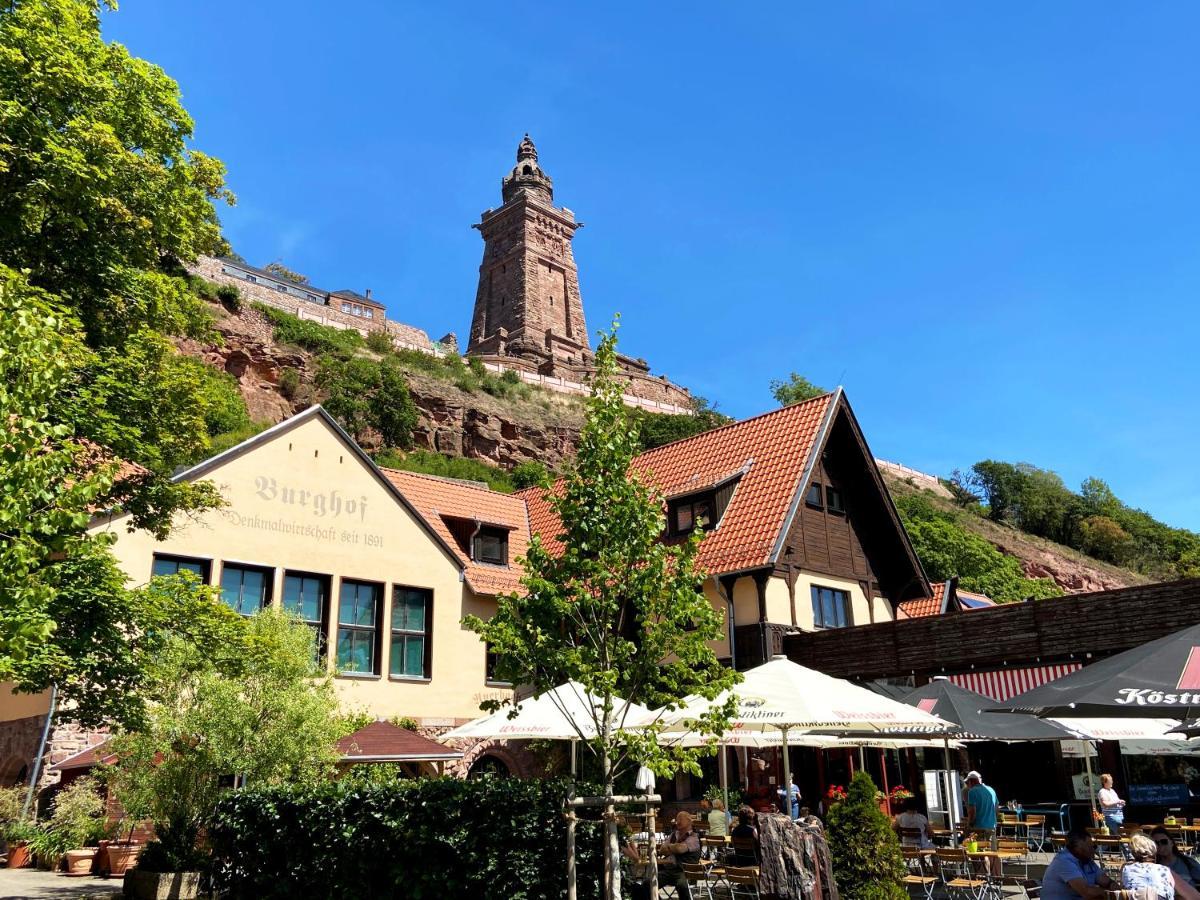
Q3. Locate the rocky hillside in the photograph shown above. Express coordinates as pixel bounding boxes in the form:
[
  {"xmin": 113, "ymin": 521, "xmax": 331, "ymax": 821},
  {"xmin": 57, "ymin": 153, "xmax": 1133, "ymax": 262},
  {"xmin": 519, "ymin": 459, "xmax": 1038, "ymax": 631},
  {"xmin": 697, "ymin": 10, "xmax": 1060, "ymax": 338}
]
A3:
[
  {"xmin": 186, "ymin": 297, "xmax": 1151, "ymax": 596},
  {"xmin": 184, "ymin": 299, "xmax": 586, "ymax": 470}
]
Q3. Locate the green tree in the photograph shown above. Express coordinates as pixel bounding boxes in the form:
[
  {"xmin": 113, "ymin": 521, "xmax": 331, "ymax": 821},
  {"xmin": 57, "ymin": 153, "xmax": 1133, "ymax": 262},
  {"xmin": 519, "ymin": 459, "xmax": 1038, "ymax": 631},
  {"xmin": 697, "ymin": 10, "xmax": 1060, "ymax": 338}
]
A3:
[
  {"xmin": 967, "ymin": 461, "xmax": 1025, "ymax": 522},
  {"xmin": 317, "ymin": 356, "xmax": 418, "ymax": 448},
  {"xmin": 634, "ymin": 400, "xmax": 731, "ymax": 452},
  {"xmin": 465, "ymin": 324, "xmax": 739, "ymax": 900},
  {"xmin": 1079, "ymin": 515, "xmax": 1135, "ymax": 565},
  {"xmin": 826, "ymin": 772, "xmax": 907, "ymax": 900},
  {"xmin": 769, "ymin": 373, "xmax": 827, "ymax": 407},
  {"xmin": 106, "ymin": 605, "xmax": 342, "ymax": 864},
  {"xmin": 0, "ymin": 271, "xmax": 112, "ymax": 676},
  {"xmin": 0, "ymin": 0, "xmax": 233, "ymax": 346},
  {"xmin": 509, "ymin": 460, "xmax": 551, "ymax": 490}
]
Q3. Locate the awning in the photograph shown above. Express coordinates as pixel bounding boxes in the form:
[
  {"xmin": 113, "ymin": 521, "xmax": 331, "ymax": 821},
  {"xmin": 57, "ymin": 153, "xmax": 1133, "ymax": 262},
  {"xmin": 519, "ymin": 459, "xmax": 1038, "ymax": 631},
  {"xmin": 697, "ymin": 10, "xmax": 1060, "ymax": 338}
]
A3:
[
  {"xmin": 337, "ymin": 721, "xmax": 462, "ymax": 764},
  {"xmin": 949, "ymin": 663, "xmax": 1081, "ymax": 702},
  {"xmin": 49, "ymin": 739, "xmax": 116, "ymax": 772}
]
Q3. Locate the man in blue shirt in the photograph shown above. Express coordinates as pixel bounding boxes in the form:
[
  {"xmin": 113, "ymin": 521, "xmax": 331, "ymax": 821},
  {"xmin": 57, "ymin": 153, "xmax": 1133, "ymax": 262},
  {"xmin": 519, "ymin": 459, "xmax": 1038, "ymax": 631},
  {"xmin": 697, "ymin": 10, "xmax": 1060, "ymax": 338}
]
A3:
[
  {"xmin": 1041, "ymin": 831, "xmax": 1114, "ymax": 900},
  {"xmin": 964, "ymin": 771, "xmax": 999, "ymax": 874}
]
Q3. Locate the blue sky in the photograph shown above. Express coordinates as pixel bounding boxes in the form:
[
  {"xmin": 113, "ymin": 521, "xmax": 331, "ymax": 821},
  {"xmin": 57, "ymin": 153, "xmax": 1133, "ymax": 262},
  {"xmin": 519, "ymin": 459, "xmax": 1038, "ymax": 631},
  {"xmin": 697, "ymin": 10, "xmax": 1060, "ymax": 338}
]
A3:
[{"xmin": 103, "ymin": 3, "xmax": 1200, "ymax": 530}]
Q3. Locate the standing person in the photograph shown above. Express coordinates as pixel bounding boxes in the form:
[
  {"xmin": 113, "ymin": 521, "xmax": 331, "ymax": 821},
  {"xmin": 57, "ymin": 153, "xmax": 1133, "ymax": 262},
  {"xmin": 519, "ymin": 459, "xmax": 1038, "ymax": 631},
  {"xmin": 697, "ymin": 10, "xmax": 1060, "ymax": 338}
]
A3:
[
  {"xmin": 1125, "ymin": 833, "xmax": 1200, "ymax": 900},
  {"xmin": 964, "ymin": 770, "xmax": 1000, "ymax": 875},
  {"xmin": 1154, "ymin": 828, "xmax": 1200, "ymax": 890},
  {"xmin": 1097, "ymin": 774, "xmax": 1127, "ymax": 836},
  {"xmin": 1041, "ymin": 831, "xmax": 1115, "ymax": 900},
  {"xmin": 776, "ymin": 777, "xmax": 801, "ymax": 819}
]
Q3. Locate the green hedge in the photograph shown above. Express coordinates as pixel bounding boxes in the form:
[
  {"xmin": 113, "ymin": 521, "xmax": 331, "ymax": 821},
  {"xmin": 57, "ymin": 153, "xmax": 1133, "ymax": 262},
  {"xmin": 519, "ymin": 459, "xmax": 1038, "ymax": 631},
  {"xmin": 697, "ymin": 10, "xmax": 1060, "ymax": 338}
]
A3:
[{"xmin": 209, "ymin": 777, "xmax": 604, "ymax": 899}]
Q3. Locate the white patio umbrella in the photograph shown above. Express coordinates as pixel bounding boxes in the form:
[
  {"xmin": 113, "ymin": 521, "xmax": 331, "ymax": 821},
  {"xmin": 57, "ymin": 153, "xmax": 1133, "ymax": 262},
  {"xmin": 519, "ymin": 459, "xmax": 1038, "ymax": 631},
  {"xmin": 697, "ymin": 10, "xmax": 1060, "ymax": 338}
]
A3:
[
  {"xmin": 659, "ymin": 656, "xmax": 953, "ymax": 818},
  {"xmin": 441, "ymin": 681, "xmax": 654, "ymax": 775}
]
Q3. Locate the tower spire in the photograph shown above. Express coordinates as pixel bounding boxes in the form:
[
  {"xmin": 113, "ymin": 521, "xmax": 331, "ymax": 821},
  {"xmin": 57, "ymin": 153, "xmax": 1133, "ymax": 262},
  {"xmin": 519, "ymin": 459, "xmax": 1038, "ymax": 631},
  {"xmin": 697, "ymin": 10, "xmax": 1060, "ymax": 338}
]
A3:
[{"xmin": 502, "ymin": 133, "xmax": 553, "ymax": 203}]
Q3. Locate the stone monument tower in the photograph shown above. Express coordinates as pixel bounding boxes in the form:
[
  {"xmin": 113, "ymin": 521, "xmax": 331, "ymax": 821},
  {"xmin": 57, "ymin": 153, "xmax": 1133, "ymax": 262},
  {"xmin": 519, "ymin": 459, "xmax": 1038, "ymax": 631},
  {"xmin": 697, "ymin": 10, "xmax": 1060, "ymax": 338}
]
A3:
[{"xmin": 467, "ymin": 135, "xmax": 589, "ymax": 364}]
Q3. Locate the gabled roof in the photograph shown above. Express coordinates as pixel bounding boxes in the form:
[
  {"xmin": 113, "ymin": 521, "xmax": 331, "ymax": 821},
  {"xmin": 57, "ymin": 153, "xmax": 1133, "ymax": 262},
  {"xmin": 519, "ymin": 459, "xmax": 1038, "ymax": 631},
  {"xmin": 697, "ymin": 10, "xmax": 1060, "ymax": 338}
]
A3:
[
  {"xmin": 523, "ymin": 393, "xmax": 836, "ymax": 575},
  {"xmin": 522, "ymin": 391, "xmax": 929, "ymax": 596},
  {"xmin": 170, "ymin": 406, "xmax": 465, "ymax": 575},
  {"xmin": 336, "ymin": 720, "xmax": 461, "ymax": 763},
  {"xmin": 380, "ymin": 468, "xmax": 530, "ymax": 597}
]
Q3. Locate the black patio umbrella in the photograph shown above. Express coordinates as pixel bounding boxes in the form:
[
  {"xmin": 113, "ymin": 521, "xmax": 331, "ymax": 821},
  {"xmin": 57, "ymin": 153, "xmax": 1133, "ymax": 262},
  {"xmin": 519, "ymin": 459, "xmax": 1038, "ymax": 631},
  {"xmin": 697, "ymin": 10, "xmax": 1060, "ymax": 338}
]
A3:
[
  {"xmin": 989, "ymin": 622, "xmax": 1200, "ymax": 719},
  {"xmin": 901, "ymin": 679, "xmax": 1077, "ymax": 741}
]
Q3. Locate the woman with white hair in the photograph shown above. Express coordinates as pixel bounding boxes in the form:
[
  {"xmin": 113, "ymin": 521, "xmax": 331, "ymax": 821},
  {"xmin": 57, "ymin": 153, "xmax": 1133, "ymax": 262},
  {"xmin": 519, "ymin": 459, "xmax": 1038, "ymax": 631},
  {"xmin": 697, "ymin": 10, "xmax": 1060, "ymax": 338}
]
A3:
[{"xmin": 1124, "ymin": 833, "xmax": 1200, "ymax": 900}]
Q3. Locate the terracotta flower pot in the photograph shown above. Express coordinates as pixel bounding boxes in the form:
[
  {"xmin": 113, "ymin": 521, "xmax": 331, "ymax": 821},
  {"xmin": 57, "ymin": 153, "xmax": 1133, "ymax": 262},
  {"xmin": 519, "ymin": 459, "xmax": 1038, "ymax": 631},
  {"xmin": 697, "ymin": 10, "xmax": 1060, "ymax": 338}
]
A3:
[
  {"xmin": 106, "ymin": 842, "xmax": 141, "ymax": 876},
  {"xmin": 65, "ymin": 848, "xmax": 98, "ymax": 876},
  {"xmin": 5, "ymin": 841, "xmax": 31, "ymax": 869}
]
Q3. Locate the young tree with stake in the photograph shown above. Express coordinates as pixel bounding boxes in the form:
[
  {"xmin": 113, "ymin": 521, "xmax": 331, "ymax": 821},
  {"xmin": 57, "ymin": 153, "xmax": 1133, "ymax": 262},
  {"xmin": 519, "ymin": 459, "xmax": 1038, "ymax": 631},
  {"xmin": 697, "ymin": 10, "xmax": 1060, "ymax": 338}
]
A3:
[{"xmin": 466, "ymin": 322, "xmax": 739, "ymax": 900}]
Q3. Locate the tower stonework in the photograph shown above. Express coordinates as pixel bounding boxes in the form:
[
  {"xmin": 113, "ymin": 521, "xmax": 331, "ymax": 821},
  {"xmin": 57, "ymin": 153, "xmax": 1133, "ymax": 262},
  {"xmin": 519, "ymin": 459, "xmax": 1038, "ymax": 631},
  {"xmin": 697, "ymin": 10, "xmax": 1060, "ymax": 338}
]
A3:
[{"xmin": 468, "ymin": 135, "xmax": 589, "ymax": 363}]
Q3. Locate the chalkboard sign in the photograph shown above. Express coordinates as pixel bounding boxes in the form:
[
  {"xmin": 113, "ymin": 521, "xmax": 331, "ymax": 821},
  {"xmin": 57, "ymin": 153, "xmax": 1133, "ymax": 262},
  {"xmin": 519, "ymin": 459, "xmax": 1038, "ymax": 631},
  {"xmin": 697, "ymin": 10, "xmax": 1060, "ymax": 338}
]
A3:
[{"xmin": 1129, "ymin": 783, "xmax": 1191, "ymax": 805}]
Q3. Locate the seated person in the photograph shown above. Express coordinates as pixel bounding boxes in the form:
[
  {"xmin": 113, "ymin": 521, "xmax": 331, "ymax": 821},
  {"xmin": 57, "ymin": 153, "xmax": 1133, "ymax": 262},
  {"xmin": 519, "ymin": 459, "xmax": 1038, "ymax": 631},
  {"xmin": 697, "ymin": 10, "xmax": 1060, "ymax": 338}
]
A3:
[
  {"xmin": 660, "ymin": 811, "xmax": 702, "ymax": 899},
  {"xmin": 1156, "ymin": 828, "xmax": 1200, "ymax": 890},
  {"xmin": 1041, "ymin": 830, "xmax": 1114, "ymax": 900},
  {"xmin": 1125, "ymin": 833, "xmax": 1200, "ymax": 900},
  {"xmin": 730, "ymin": 805, "xmax": 760, "ymax": 867},
  {"xmin": 893, "ymin": 796, "xmax": 934, "ymax": 848}
]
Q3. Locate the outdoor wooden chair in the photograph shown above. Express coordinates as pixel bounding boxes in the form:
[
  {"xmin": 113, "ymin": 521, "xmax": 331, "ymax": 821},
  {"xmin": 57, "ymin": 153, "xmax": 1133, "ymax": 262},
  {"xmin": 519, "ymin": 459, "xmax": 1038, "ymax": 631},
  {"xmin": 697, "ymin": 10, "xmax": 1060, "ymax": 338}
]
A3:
[
  {"xmin": 730, "ymin": 835, "xmax": 760, "ymax": 867},
  {"xmin": 1024, "ymin": 815, "xmax": 1048, "ymax": 852},
  {"xmin": 1051, "ymin": 832, "xmax": 1068, "ymax": 851},
  {"xmin": 681, "ymin": 861, "xmax": 716, "ymax": 900},
  {"xmin": 901, "ymin": 847, "xmax": 938, "ymax": 900},
  {"xmin": 701, "ymin": 835, "xmax": 728, "ymax": 862},
  {"xmin": 997, "ymin": 838, "xmax": 1030, "ymax": 880},
  {"xmin": 898, "ymin": 826, "xmax": 926, "ymax": 848},
  {"xmin": 935, "ymin": 848, "xmax": 991, "ymax": 900},
  {"xmin": 723, "ymin": 864, "xmax": 762, "ymax": 900}
]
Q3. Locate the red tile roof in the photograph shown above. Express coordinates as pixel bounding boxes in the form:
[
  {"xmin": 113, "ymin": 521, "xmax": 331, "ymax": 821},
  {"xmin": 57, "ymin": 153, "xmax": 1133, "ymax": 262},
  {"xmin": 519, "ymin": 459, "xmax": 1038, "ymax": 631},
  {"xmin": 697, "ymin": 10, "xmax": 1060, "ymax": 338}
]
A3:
[
  {"xmin": 521, "ymin": 394, "xmax": 837, "ymax": 576},
  {"xmin": 897, "ymin": 582, "xmax": 945, "ymax": 619},
  {"xmin": 380, "ymin": 468, "xmax": 530, "ymax": 596},
  {"xmin": 336, "ymin": 721, "xmax": 462, "ymax": 762}
]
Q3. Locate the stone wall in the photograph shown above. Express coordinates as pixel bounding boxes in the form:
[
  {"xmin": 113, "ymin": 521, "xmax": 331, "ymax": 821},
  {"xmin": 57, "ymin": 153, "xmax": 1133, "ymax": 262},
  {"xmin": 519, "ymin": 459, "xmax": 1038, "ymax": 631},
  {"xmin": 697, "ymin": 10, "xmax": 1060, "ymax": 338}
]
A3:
[
  {"xmin": 0, "ymin": 714, "xmax": 43, "ymax": 787},
  {"xmin": 191, "ymin": 257, "xmax": 436, "ymax": 351}
]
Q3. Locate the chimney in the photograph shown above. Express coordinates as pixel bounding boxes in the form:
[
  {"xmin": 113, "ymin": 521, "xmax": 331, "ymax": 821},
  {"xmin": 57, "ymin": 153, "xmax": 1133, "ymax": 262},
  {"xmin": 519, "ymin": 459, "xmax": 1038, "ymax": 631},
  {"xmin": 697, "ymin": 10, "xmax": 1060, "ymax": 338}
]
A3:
[{"xmin": 365, "ymin": 288, "xmax": 372, "ymax": 300}]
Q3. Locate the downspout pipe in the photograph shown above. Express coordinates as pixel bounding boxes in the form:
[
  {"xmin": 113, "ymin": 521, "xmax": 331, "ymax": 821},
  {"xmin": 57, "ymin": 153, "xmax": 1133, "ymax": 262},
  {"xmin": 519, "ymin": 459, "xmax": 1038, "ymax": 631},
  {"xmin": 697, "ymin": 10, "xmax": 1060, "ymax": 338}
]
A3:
[{"xmin": 23, "ymin": 684, "xmax": 57, "ymax": 820}]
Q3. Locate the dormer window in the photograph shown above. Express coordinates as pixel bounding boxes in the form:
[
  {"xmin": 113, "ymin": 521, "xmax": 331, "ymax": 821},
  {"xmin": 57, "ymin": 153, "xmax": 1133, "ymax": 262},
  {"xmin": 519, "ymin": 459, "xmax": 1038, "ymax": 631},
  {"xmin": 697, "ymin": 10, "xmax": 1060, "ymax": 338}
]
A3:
[
  {"xmin": 473, "ymin": 526, "xmax": 509, "ymax": 565},
  {"xmin": 669, "ymin": 494, "xmax": 715, "ymax": 537}
]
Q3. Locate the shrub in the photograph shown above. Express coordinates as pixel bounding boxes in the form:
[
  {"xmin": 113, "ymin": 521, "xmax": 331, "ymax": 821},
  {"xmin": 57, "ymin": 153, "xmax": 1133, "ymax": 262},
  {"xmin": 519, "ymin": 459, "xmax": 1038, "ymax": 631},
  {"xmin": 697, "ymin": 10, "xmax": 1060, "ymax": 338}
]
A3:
[
  {"xmin": 277, "ymin": 366, "xmax": 300, "ymax": 400},
  {"xmin": 365, "ymin": 330, "xmax": 394, "ymax": 353},
  {"xmin": 216, "ymin": 283, "xmax": 241, "ymax": 311},
  {"xmin": 510, "ymin": 460, "xmax": 550, "ymax": 490},
  {"xmin": 255, "ymin": 304, "xmax": 364, "ymax": 355},
  {"xmin": 825, "ymin": 772, "xmax": 907, "ymax": 900},
  {"xmin": 374, "ymin": 449, "xmax": 516, "ymax": 493},
  {"xmin": 209, "ymin": 777, "xmax": 604, "ymax": 900}
]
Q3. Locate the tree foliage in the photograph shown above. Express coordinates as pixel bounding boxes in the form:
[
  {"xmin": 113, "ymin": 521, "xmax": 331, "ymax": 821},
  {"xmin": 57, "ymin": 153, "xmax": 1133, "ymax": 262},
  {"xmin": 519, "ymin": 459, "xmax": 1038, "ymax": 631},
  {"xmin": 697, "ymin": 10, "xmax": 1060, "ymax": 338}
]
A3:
[
  {"xmin": 263, "ymin": 261, "xmax": 308, "ymax": 284},
  {"xmin": 316, "ymin": 355, "xmax": 418, "ymax": 448},
  {"xmin": 893, "ymin": 493, "xmax": 1061, "ymax": 602},
  {"xmin": 465, "ymin": 322, "xmax": 739, "ymax": 900},
  {"xmin": 826, "ymin": 772, "xmax": 907, "ymax": 900},
  {"xmin": 962, "ymin": 460, "xmax": 1200, "ymax": 577},
  {"xmin": 634, "ymin": 398, "xmax": 731, "ymax": 452},
  {"xmin": 770, "ymin": 373, "xmax": 827, "ymax": 407},
  {"xmin": 105, "ymin": 606, "xmax": 342, "ymax": 862}
]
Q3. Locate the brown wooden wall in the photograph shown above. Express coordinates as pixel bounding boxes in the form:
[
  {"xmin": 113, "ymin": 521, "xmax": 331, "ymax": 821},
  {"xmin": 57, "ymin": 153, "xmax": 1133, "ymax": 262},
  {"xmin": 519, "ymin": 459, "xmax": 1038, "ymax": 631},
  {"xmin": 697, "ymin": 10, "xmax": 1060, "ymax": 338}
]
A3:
[
  {"xmin": 776, "ymin": 459, "xmax": 880, "ymax": 596},
  {"xmin": 783, "ymin": 578, "xmax": 1200, "ymax": 680}
]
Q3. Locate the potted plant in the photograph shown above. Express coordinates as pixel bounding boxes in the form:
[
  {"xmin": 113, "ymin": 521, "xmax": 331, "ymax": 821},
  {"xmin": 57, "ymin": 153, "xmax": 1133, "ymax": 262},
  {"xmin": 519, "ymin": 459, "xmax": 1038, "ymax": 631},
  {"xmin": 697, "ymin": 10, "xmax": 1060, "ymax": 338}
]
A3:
[
  {"xmin": 42, "ymin": 776, "xmax": 106, "ymax": 875},
  {"xmin": 2, "ymin": 819, "xmax": 38, "ymax": 869}
]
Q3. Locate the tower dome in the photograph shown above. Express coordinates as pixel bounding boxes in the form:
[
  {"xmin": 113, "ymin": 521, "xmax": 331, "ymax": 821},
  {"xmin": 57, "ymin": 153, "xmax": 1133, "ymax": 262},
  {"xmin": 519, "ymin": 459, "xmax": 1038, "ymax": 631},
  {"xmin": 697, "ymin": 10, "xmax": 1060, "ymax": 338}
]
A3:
[{"xmin": 501, "ymin": 134, "xmax": 554, "ymax": 203}]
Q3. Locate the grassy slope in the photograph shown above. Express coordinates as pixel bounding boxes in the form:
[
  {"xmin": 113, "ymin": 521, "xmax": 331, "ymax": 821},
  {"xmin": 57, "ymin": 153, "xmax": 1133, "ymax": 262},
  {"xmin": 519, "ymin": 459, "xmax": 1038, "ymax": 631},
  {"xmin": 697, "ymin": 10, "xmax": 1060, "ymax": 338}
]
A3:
[{"xmin": 883, "ymin": 473, "xmax": 1150, "ymax": 591}]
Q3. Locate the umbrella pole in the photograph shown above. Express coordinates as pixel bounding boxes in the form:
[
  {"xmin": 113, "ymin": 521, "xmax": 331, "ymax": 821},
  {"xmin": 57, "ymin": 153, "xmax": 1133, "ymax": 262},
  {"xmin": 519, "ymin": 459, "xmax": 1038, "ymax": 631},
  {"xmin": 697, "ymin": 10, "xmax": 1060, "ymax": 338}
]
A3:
[
  {"xmin": 1084, "ymin": 742, "xmax": 1099, "ymax": 826},
  {"xmin": 880, "ymin": 748, "xmax": 891, "ymax": 817},
  {"xmin": 721, "ymin": 745, "xmax": 730, "ymax": 818},
  {"xmin": 944, "ymin": 736, "xmax": 957, "ymax": 845},
  {"xmin": 571, "ymin": 739, "xmax": 577, "ymax": 778},
  {"xmin": 781, "ymin": 726, "xmax": 794, "ymax": 820},
  {"xmin": 859, "ymin": 745, "xmax": 866, "ymax": 772}
]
